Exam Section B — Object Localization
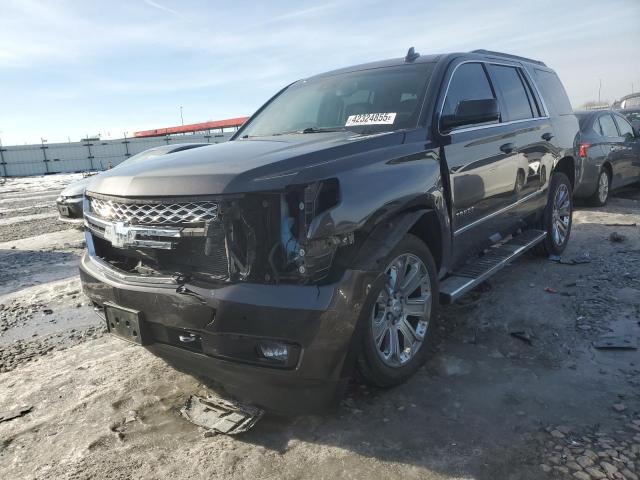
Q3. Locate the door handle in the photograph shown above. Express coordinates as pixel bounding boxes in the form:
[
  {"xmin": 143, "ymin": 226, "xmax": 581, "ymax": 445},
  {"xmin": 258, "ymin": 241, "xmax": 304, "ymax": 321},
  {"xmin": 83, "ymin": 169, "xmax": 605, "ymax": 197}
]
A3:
[
  {"xmin": 178, "ymin": 333, "xmax": 198, "ymax": 343},
  {"xmin": 500, "ymin": 142, "xmax": 516, "ymax": 154},
  {"xmin": 542, "ymin": 132, "xmax": 554, "ymax": 141}
]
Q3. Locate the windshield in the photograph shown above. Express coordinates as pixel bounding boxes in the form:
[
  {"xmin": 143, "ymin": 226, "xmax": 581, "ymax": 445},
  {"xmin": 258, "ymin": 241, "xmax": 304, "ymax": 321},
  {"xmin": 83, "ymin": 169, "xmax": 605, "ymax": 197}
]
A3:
[
  {"xmin": 622, "ymin": 97, "xmax": 640, "ymax": 109},
  {"xmin": 240, "ymin": 63, "xmax": 435, "ymax": 138},
  {"xmin": 623, "ymin": 111, "xmax": 640, "ymax": 123}
]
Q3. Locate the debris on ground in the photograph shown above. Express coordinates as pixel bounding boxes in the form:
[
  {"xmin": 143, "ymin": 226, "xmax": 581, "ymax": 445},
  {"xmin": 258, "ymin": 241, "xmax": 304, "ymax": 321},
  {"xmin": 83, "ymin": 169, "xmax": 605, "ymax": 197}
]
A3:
[
  {"xmin": 612, "ymin": 403, "xmax": 626, "ymax": 412},
  {"xmin": 609, "ymin": 231, "xmax": 627, "ymax": 243},
  {"xmin": 605, "ymin": 222, "xmax": 637, "ymax": 227},
  {"xmin": 180, "ymin": 394, "xmax": 264, "ymax": 435},
  {"xmin": 541, "ymin": 418, "xmax": 640, "ymax": 480},
  {"xmin": 544, "ymin": 287, "xmax": 558, "ymax": 294},
  {"xmin": 0, "ymin": 405, "xmax": 33, "ymax": 423},
  {"xmin": 510, "ymin": 330, "xmax": 533, "ymax": 345},
  {"xmin": 593, "ymin": 334, "xmax": 638, "ymax": 350},
  {"xmin": 548, "ymin": 252, "xmax": 592, "ymax": 265}
]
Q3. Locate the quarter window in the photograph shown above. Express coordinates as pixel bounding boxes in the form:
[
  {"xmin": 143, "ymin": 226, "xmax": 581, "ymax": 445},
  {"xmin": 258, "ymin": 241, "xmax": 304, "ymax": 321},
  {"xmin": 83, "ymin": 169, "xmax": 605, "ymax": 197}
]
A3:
[
  {"xmin": 534, "ymin": 69, "xmax": 573, "ymax": 116},
  {"xmin": 592, "ymin": 118, "xmax": 603, "ymax": 135},
  {"xmin": 442, "ymin": 63, "xmax": 496, "ymax": 121},
  {"xmin": 599, "ymin": 115, "xmax": 620, "ymax": 137}
]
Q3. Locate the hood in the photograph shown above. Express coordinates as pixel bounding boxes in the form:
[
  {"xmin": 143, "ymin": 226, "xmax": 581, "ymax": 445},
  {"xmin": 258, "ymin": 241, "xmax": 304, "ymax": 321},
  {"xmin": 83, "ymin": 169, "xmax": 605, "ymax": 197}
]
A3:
[
  {"xmin": 61, "ymin": 176, "xmax": 94, "ymax": 197},
  {"xmin": 86, "ymin": 132, "xmax": 404, "ymax": 197}
]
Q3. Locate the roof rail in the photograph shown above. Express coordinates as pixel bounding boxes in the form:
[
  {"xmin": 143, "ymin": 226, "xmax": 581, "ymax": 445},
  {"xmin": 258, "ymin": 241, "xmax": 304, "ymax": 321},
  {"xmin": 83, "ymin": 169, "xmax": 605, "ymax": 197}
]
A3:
[{"xmin": 470, "ymin": 49, "xmax": 547, "ymax": 67}]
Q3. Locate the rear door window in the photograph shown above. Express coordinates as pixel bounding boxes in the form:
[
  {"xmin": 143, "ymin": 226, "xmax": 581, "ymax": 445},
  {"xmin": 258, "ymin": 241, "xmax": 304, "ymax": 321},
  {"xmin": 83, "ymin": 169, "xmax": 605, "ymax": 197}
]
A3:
[
  {"xmin": 533, "ymin": 69, "xmax": 573, "ymax": 116},
  {"xmin": 487, "ymin": 65, "xmax": 534, "ymax": 121},
  {"xmin": 599, "ymin": 114, "xmax": 620, "ymax": 137},
  {"xmin": 442, "ymin": 63, "xmax": 496, "ymax": 123},
  {"xmin": 614, "ymin": 115, "xmax": 634, "ymax": 138}
]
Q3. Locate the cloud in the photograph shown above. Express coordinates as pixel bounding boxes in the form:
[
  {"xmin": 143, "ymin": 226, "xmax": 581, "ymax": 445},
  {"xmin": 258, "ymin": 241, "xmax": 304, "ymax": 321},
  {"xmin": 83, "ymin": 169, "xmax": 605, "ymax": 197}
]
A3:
[
  {"xmin": 143, "ymin": 0, "xmax": 179, "ymax": 16},
  {"xmin": 0, "ymin": 0, "xmax": 639, "ymax": 144}
]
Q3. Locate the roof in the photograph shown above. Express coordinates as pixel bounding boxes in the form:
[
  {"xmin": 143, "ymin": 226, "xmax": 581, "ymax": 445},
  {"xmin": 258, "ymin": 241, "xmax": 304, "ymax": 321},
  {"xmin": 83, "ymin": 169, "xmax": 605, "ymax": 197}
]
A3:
[
  {"xmin": 304, "ymin": 48, "xmax": 550, "ymax": 82},
  {"xmin": 469, "ymin": 49, "xmax": 546, "ymax": 66},
  {"xmin": 306, "ymin": 53, "xmax": 442, "ymax": 80}
]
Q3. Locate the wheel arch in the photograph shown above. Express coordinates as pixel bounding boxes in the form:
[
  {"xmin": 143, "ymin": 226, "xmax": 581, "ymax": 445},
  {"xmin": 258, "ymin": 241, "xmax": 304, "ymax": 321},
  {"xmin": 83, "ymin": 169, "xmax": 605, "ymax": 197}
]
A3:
[
  {"xmin": 553, "ymin": 156, "xmax": 576, "ymax": 191},
  {"xmin": 601, "ymin": 161, "xmax": 613, "ymax": 182},
  {"xmin": 351, "ymin": 208, "xmax": 448, "ymax": 274}
]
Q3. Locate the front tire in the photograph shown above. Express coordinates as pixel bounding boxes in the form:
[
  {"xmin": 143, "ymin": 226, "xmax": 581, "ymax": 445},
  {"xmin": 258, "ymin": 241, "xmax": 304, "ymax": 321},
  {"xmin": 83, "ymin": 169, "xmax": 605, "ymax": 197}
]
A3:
[
  {"xmin": 534, "ymin": 172, "xmax": 573, "ymax": 257},
  {"xmin": 356, "ymin": 234, "xmax": 439, "ymax": 387},
  {"xmin": 587, "ymin": 168, "xmax": 610, "ymax": 207}
]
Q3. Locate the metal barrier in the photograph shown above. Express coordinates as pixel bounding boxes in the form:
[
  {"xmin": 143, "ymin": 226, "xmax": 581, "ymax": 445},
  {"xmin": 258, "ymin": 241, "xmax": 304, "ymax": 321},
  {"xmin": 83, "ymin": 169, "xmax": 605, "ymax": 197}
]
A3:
[{"xmin": 0, "ymin": 133, "xmax": 232, "ymax": 177}]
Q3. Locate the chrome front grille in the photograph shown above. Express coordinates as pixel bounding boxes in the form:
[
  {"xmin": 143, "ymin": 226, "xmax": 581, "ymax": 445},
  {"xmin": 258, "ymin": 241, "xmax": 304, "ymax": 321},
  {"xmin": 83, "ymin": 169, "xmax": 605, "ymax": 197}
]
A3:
[{"xmin": 89, "ymin": 197, "xmax": 219, "ymax": 225}]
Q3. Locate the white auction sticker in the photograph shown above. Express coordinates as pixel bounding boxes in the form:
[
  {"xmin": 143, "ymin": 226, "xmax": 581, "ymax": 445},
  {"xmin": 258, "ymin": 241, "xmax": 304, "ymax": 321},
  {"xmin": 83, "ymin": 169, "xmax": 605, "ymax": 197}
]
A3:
[{"xmin": 345, "ymin": 112, "xmax": 396, "ymax": 126}]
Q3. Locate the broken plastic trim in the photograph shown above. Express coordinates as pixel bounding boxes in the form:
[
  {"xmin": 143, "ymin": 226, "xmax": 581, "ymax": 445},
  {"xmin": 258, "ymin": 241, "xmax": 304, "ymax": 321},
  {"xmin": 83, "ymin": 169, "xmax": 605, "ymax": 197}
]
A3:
[{"xmin": 180, "ymin": 394, "xmax": 264, "ymax": 435}]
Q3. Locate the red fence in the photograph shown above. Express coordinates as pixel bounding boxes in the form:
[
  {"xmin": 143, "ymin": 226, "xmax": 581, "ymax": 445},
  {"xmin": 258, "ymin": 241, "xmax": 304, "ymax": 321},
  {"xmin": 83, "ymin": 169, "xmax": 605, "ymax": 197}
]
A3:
[{"xmin": 134, "ymin": 116, "xmax": 249, "ymax": 138}]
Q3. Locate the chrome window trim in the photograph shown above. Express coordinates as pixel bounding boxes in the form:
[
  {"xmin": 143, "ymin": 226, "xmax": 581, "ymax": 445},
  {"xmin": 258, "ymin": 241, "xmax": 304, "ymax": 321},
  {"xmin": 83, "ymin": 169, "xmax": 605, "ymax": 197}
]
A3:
[
  {"xmin": 437, "ymin": 59, "xmax": 551, "ymax": 136},
  {"xmin": 453, "ymin": 188, "xmax": 545, "ymax": 236},
  {"xmin": 450, "ymin": 116, "xmax": 549, "ymax": 135}
]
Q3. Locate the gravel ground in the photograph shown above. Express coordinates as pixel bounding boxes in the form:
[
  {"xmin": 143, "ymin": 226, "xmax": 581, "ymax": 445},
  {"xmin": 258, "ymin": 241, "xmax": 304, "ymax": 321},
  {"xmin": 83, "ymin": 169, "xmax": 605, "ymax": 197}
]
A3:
[
  {"xmin": 0, "ymin": 174, "xmax": 638, "ymax": 480},
  {"xmin": 0, "ymin": 214, "xmax": 73, "ymax": 243}
]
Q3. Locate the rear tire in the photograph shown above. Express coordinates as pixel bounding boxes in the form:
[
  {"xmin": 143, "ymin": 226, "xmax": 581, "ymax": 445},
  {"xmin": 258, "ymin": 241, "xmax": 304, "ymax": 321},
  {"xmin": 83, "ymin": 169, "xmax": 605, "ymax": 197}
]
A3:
[
  {"xmin": 587, "ymin": 168, "xmax": 610, "ymax": 207},
  {"xmin": 534, "ymin": 172, "xmax": 573, "ymax": 257},
  {"xmin": 356, "ymin": 234, "xmax": 439, "ymax": 387}
]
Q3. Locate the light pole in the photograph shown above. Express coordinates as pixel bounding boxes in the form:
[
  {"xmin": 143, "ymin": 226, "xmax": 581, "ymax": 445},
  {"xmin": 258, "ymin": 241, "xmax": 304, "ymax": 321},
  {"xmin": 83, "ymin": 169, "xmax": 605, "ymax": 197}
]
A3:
[
  {"xmin": 180, "ymin": 106, "xmax": 184, "ymax": 126},
  {"xmin": 598, "ymin": 79, "xmax": 602, "ymax": 104},
  {"xmin": 0, "ymin": 131, "xmax": 6, "ymax": 179}
]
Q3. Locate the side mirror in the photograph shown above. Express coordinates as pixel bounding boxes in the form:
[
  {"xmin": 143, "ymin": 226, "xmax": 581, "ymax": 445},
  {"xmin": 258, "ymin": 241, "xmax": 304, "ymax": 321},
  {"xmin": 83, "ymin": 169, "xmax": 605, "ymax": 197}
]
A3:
[{"xmin": 441, "ymin": 98, "xmax": 500, "ymax": 131}]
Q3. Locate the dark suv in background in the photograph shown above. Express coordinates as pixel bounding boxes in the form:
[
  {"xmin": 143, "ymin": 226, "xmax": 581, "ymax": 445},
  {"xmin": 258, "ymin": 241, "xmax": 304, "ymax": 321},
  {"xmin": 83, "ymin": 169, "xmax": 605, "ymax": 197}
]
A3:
[{"xmin": 80, "ymin": 49, "xmax": 579, "ymax": 412}]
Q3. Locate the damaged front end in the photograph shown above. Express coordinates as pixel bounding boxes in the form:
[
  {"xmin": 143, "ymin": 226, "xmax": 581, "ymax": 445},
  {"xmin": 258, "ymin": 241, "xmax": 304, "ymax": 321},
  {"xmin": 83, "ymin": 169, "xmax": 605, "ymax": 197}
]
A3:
[{"xmin": 83, "ymin": 178, "xmax": 354, "ymax": 287}]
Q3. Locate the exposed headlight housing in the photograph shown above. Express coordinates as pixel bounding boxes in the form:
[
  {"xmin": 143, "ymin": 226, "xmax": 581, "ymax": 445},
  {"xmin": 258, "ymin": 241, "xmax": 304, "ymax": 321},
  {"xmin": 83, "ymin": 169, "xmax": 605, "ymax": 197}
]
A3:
[{"xmin": 277, "ymin": 179, "xmax": 353, "ymax": 283}]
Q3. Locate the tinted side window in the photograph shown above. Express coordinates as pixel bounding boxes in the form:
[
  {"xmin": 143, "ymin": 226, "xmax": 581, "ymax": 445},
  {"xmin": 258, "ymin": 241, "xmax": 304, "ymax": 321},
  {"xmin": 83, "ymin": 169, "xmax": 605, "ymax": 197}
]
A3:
[
  {"xmin": 599, "ymin": 115, "xmax": 619, "ymax": 137},
  {"xmin": 442, "ymin": 63, "xmax": 495, "ymax": 120},
  {"xmin": 614, "ymin": 115, "xmax": 634, "ymax": 137},
  {"xmin": 487, "ymin": 65, "xmax": 534, "ymax": 121},
  {"xmin": 533, "ymin": 69, "xmax": 573, "ymax": 116}
]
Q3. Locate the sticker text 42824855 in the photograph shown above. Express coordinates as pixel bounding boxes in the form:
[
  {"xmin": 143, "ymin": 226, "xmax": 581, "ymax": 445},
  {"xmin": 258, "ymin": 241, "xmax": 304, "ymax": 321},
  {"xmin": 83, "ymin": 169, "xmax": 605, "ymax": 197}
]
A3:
[{"xmin": 345, "ymin": 112, "xmax": 396, "ymax": 127}]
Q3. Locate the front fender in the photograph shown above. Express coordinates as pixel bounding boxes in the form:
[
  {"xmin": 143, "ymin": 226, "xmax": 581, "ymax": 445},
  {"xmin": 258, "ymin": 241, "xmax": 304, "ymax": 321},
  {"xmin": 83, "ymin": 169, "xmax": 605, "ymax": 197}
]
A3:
[{"xmin": 350, "ymin": 209, "xmax": 430, "ymax": 271}]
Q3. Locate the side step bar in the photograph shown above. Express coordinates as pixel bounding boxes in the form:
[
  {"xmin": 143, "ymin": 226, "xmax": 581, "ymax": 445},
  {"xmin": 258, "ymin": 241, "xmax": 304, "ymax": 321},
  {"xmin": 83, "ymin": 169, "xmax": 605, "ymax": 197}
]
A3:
[{"xmin": 439, "ymin": 229, "xmax": 546, "ymax": 304}]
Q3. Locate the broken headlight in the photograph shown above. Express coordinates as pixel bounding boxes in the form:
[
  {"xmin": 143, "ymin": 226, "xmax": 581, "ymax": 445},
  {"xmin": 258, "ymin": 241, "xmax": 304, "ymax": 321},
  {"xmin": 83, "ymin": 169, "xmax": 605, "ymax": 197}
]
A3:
[{"xmin": 275, "ymin": 179, "xmax": 353, "ymax": 283}]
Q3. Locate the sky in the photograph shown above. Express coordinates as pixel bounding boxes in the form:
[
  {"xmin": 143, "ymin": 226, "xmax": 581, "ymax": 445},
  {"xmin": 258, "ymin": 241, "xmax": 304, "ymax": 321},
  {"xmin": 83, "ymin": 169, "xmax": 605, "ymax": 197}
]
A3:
[{"xmin": 0, "ymin": 0, "xmax": 639, "ymax": 145}]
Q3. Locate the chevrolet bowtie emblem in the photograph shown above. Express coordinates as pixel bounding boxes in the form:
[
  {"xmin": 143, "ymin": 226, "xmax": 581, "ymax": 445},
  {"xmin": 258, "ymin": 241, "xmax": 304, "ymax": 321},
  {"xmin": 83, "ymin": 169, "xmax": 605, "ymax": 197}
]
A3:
[{"xmin": 104, "ymin": 222, "xmax": 133, "ymax": 248}]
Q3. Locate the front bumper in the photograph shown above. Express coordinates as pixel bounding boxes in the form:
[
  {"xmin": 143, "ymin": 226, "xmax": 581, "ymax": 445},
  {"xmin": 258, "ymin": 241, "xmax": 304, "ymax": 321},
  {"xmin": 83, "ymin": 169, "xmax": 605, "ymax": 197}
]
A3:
[
  {"xmin": 56, "ymin": 197, "xmax": 83, "ymax": 221},
  {"xmin": 79, "ymin": 250, "xmax": 376, "ymax": 413}
]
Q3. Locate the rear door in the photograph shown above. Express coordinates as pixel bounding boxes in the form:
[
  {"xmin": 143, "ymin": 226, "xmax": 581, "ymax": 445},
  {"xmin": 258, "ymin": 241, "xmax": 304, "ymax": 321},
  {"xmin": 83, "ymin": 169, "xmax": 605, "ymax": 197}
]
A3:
[
  {"xmin": 485, "ymin": 63, "xmax": 553, "ymax": 200},
  {"xmin": 598, "ymin": 113, "xmax": 626, "ymax": 188}
]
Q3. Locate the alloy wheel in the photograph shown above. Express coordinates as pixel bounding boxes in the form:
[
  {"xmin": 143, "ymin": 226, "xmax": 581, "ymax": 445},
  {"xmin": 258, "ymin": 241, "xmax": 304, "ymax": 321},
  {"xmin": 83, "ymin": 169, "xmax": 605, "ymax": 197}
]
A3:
[
  {"xmin": 598, "ymin": 171, "xmax": 609, "ymax": 204},
  {"xmin": 551, "ymin": 183, "xmax": 571, "ymax": 246},
  {"xmin": 371, "ymin": 253, "xmax": 432, "ymax": 368}
]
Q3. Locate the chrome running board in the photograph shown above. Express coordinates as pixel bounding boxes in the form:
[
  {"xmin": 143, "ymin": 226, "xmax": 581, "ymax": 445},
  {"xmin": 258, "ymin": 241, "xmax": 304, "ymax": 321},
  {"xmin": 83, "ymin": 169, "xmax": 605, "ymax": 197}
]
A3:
[{"xmin": 439, "ymin": 229, "xmax": 546, "ymax": 304}]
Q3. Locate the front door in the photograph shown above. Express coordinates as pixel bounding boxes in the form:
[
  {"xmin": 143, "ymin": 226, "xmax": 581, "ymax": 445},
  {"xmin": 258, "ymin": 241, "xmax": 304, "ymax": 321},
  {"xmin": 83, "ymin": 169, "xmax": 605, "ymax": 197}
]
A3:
[
  {"xmin": 440, "ymin": 61, "xmax": 550, "ymax": 265},
  {"xmin": 613, "ymin": 113, "xmax": 640, "ymax": 183}
]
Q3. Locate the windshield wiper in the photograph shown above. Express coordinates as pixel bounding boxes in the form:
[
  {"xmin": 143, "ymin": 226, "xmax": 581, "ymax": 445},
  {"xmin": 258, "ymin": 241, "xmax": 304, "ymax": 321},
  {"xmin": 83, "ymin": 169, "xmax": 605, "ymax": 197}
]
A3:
[
  {"xmin": 300, "ymin": 127, "xmax": 347, "ymax": 134},
  {"xmin": 243, "ymin": 127, "xmax": 348, "ymax": 138}
]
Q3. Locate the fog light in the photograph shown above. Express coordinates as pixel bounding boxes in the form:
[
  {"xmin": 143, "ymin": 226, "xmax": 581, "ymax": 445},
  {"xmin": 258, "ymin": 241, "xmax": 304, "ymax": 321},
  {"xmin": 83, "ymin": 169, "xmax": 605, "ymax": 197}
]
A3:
[{"xmin": 258, "ymin": 341, "xmax": 289, "ymax": 362}]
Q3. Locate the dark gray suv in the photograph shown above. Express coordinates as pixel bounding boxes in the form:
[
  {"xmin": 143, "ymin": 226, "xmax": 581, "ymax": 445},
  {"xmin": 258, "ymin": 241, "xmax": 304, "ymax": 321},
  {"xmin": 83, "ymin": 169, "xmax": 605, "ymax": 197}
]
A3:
[{"xmin": 80, "ymin": 49, "xmax": 579, "ymax": 413}]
